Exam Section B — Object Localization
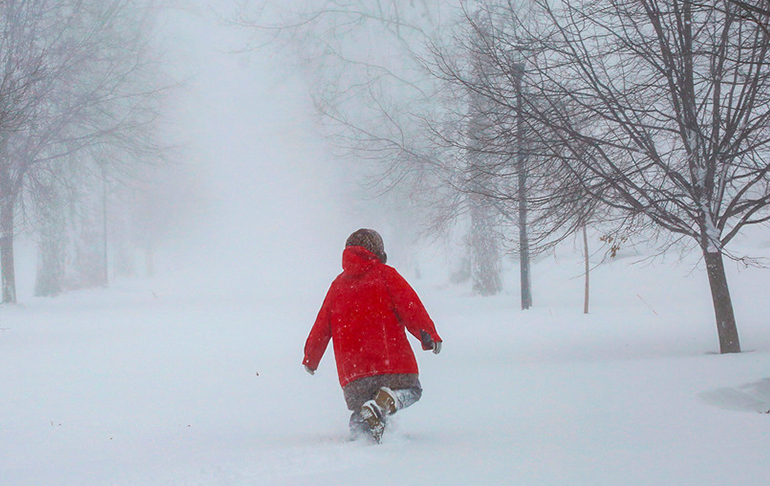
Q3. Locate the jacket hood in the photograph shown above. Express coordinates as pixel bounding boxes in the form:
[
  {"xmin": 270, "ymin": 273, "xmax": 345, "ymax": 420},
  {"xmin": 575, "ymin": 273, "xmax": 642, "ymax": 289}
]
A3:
[{"xmin": 342, "ymin": 246, "xmax": 381, "ymax": 276}]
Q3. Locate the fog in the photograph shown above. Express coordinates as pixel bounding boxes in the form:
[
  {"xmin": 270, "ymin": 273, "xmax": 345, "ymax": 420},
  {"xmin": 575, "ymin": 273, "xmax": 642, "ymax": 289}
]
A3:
[
  {"xmin": 149, "ymin": 3, "xmax": 358, "ymax": 300},
  {"xmin": 6, "ymin": 1, "xmax": 447, "ymax": 302}
]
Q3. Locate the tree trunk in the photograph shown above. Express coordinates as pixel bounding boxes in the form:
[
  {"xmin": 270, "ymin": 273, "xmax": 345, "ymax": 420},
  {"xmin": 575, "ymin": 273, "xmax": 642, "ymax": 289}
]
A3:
[
  {"xmin": 102, "ymin": 171, "xmax": 109, "ymax": 286},
  {"xmin": 515, "ymin": 63, "xmax": 532, "ymax": 310},
  {"xmin": 35, "ymin": 195, "xmax": 66, "ymax": 297},
  {"xmin": 1, "ymin": 199, "xmax": 17, "ymax": 304},
  {"xmin": 583, "ymin": 224, "xmax": 589, "ymax": 314},
  {"xmin": 703, "ymin": 250, "xmax": 740, "ymax": 353},
  {"xmin": 469, "ymin": 196, "xmax": 503, "ymax": 296},
  {"xmin": 35, "ymin": 237, "xmax": 65, "ymax": 297}
]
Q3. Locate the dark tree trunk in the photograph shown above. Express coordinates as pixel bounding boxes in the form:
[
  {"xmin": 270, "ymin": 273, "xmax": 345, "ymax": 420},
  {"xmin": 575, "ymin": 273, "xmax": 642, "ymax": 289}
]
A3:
[
  {"xmin": 1, "ymin": 198, "xmax": 17, "ymax": 304},
  {"xmin": 703, "ymin": 250, "xmax": 741, "ymax": 354}
]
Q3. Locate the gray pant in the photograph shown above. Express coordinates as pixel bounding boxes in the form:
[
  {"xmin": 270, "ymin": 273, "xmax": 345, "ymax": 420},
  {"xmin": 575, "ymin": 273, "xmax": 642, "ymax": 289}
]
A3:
[{"xmin": 343, "ymin": 374, "xmax": 422, "ymax": 436}]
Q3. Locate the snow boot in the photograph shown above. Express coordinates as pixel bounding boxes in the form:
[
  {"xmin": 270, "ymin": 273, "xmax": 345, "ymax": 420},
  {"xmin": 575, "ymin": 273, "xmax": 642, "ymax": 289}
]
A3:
[
  {"xmin": 348, "ymin": 412, "xmax": 371, "ymax": 442},
  {"xmin": 360, "ymin": 387, "xmax": 397, "ymax": 443},
  {"xmin": 360, "ymin": 401, "xmax": 385, "ymax": 443}
]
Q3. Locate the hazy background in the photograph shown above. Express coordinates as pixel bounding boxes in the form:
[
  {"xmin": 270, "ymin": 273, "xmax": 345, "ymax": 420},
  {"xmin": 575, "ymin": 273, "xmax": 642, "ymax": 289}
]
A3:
[
  {"xmin": 6, "ymin": 0, "xmax": 458, "ymax": 315},
  {"xmin": 81, "ymin": 2, "xmax": 363, "ymax": 302}
]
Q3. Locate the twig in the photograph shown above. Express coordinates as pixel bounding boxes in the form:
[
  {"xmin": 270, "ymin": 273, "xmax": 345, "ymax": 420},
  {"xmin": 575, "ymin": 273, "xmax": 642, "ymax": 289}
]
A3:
[{"xmin": 636, "ymin": 294, "xmax": 659, "ymax": 317}]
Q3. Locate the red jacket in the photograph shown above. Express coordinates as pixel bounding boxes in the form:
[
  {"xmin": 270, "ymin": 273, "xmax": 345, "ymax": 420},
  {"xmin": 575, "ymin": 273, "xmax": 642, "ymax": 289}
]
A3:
[{"xmin": 303, "ymin": 246, "xmax": 441, "ymax": 387}]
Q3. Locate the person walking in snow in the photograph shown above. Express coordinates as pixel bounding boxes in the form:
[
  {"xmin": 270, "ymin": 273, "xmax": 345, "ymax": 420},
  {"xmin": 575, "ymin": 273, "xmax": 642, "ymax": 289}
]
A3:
[{"xmin": 302, "ymin": 228, "xmax": 442, "ymax": 443}]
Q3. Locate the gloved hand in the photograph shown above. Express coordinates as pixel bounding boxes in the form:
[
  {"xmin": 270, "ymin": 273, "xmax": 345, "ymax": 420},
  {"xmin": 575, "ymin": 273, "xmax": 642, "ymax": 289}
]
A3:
[
  {"xmin": 420, "ymin": 330, "xmax": 442, "ymax": 354},
  {"xmin": 304, "ymin": 364, "xmax": 315, "ymax": 375},
  {"xmin": 432, "ymin": 341, "xmax": 442, "ymax": 355}
]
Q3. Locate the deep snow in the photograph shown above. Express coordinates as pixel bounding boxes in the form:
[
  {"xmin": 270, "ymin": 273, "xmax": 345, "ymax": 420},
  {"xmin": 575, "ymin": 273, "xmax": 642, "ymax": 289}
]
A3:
[{"xmin": 2, "ymin": 245, "xmax": 770, "ymax": 486}]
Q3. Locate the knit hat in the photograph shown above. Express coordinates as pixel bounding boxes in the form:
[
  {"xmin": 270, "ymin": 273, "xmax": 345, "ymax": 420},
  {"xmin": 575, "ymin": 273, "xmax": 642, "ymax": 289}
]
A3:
[{"xmin": 345, "ymin": 228, "xmax": 387, "ymax": 264}]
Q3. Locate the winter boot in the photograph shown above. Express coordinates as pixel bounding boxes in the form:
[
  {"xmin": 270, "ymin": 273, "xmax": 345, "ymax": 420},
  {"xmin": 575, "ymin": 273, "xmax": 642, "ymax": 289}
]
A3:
[
  {"xmin": 349, "ymin": 412, "xmax": 370, "ymax": 441},
  {"xmin": 359, "ymin": 401, "xmax": 384, "ymax": 443},
  {"xmin": 360, "ymin": 387, "xmax": 397, "ymax": 443}
]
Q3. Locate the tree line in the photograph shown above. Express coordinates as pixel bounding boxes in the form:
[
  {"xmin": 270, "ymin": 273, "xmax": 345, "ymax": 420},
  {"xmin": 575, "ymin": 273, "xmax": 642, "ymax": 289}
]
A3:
[{"xmin": 0, "ymin": 0, "xmax": 170, "ymax": 303}]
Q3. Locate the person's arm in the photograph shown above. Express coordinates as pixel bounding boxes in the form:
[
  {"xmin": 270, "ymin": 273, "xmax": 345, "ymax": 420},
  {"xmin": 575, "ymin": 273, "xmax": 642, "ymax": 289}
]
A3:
[
  {"xmin": 383, "ymin": 266, "xmax": 442, "ymax": 351},
  {"xmin": 302, "ymin": 284, "xmax": 335, "ymax": 371}
]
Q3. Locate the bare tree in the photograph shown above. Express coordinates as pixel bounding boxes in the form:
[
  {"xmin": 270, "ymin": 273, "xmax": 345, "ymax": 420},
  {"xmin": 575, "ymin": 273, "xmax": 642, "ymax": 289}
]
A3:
[
  {"xmin": 460, "ymin": 0, "xmax": 770, "ymax": 353},
  {"xmin": 33, "ymin": 1, "xmax": 168, "ymax": 296},
  {"xmin": 0, "ymin": 0, "xmax": 56, "ymax": 303},
  {"xmin": 425, "ymin": 3, "xmax": 605, "ymax": 307},
  {"xmin": 464, "ymin": 37, "xmax": 506, "ymax": 296}
]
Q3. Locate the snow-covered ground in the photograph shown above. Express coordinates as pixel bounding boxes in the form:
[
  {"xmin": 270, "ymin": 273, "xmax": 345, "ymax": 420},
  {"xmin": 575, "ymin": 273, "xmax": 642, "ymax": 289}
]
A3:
[{"xmin": 2, "ymin": 244, "xmax": 770, "ymax": 486}]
